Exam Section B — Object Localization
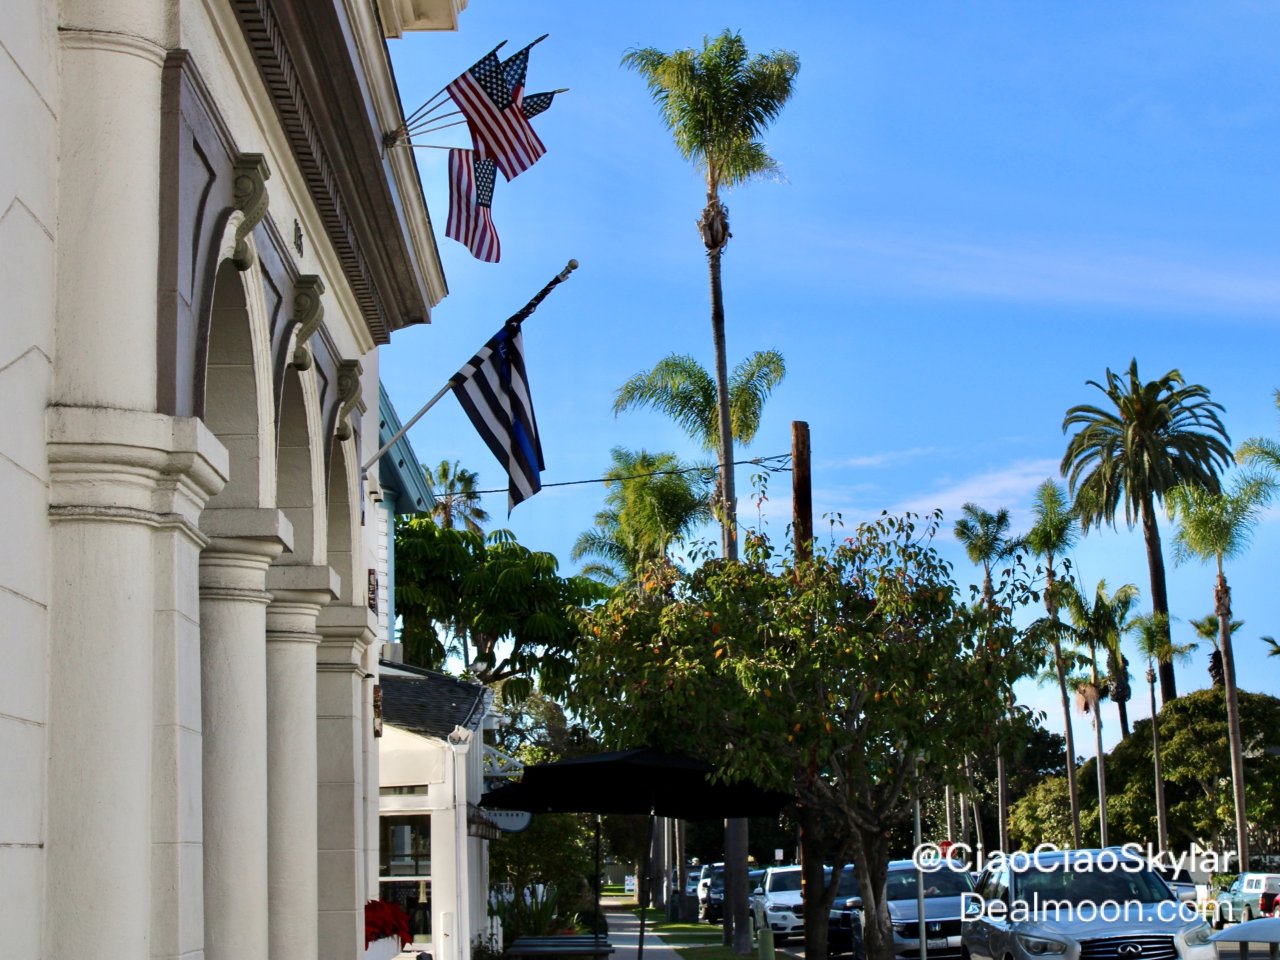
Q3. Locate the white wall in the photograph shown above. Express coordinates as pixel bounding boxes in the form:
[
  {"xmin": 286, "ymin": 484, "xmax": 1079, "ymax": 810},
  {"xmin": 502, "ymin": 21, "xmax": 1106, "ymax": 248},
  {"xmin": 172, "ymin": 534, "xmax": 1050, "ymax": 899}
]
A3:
[{"xmin": 0, "ymin": 3, "xmax": 57, "ymax": 956}]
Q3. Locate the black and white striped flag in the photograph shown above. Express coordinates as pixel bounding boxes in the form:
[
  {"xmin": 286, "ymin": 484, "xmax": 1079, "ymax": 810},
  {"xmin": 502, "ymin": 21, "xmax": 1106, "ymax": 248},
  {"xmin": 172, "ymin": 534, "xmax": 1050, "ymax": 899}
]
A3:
[{"xmin": 451, "ymin": 323, "xmax": 544, "ymax": 511}]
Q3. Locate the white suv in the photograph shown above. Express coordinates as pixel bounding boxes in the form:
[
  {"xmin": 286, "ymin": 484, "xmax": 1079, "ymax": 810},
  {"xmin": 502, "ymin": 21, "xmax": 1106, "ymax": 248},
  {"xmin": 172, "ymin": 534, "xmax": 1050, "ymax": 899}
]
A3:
[{"xmin": 752, "ymin": 865, "xmax": 805, "ymax": 941}]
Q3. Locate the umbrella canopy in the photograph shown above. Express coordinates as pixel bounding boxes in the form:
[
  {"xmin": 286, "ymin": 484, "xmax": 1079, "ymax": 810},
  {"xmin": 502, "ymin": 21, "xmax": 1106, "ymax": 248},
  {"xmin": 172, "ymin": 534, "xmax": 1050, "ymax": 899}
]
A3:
[
  {"xmin": 479, "ymin": 746, "xmax": 792, "ymax": 820},
  {"xmin": 1211, "ymin": 918, "xmax": 1280, "ymax": 944}
]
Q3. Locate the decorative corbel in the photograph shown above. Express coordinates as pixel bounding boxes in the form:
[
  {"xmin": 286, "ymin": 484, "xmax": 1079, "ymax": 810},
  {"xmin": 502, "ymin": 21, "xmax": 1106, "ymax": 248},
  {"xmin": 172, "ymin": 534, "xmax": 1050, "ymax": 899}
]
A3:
[
  {"xmin": 231, "ymin": 153, "xmax": 271, "ymax": 271},
  {"xmin": 334, "ymin": 358, "xmax": 363, "ymax": 441},
  {"xmin": 288, "ymin": 275, "xmax": 326, "ymax": 369}
]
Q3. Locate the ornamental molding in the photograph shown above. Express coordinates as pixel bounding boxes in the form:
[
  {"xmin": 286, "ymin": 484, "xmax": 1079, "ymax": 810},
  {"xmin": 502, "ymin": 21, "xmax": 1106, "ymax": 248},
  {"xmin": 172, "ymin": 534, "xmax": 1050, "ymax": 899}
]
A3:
[
  {"xmin": 231, "ymin": 153, "xmax": 271, "ymax": 270},
  {"xmin": 334, "ymin": 359, "xmax": 363, "ymax": 441},
  {"xmin": 289, "ymin": 275, "xmax": 326, "ymax": 369}
]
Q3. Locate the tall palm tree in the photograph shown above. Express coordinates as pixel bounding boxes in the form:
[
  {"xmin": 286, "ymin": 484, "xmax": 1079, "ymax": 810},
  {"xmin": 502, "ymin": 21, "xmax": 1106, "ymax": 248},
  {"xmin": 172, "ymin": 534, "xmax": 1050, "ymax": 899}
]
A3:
[
  {"xmin": 426, "ymin": 459, "xmax": 490, "ymax": 533},
  {"xmin": 1130, "ymin": 612, "xmax": 1196, "ymax": 854},
  {"xmin": 1189, "ymin": 614, "xmax": 1242, "ymax": 688},
  {"xmin": 1023, "ymin": 480, "xmax": 1084, "ymax": 847},
  {"xmin": 614, "ymin": 351, "xmax": 786, "ymax": 455},
  {"xmin": 1062, "ymin": 579, "xmax": 1140, "ymax": 847},
  {"xmin": 572, "ymin": 447, "xmax": 712, "ymax": 585},
  {"xmin": 623, "ymin": 32, "xmax": 798, "ymax": 567},
  {"xmin": 954, "ymin": 503, "xmax": 1017, "ymax": 853},
  {"xmin": 1166, "ymin": 475, "xmax": 1271, "ymax": 870},
  {"xmin": 1061, "ymin": 359, "xmax": 1232, "ymax": 704},
  {"xmin": 1104, "ymin": 607, "xmax": 1136, "ymax": 740}
]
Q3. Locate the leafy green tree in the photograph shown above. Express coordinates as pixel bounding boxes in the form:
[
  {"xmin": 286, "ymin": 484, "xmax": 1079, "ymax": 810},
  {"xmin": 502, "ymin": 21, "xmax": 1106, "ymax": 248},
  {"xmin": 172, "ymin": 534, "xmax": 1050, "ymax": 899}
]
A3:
[
  {"xmin": 1023, "ymin": 479, "xmax": 1084, "ymax": 846},
  {"xmin": 1061, "ymin": 359, "xmax": 1232, "ymax": 703},
  {"xmin": 394, "ymin": 520, "xmax": 607, "ymax": 697},
  {"xmin": 426, "ymin": 459, "xmax": 490, "ymax": 533},
  {"xmin": 1062, "ymin": 579, "xmax": 1140, "ymax": 845},
  {"xmin": 1009, "ymin": 690, "xmax": 1280, "ymax": 856},
  {"xmin": 571, "ymin": 447, "xmax": 712, "ymax": 584},
  {"xmin": 1167, "ymin": 475, "xmax": 1271, "ymax": 868},
  {"xmin": 571, "ymin": 512, "xmax": 1030, "ymax": 960}
]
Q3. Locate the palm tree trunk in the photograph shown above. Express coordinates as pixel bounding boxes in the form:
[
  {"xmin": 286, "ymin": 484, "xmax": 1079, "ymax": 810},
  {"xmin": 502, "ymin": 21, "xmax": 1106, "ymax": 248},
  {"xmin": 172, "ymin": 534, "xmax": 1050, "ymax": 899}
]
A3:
[
  {"xmin": 1148, "ymin": 667, "xmax": 1169, "ymax": 853},
  {"xmin": 1090, "ymin": 645, "xmax": 1109, "ymax": 846},
  {"xmin": 1117, "ymin": 697, "xmax": 1130, "ymax": 741},
  {"xmin": 1052, "ymin": 634, "xmax": 1083, "ymax": 847},
  {"xmin": 1141, "ymin": 500, "xmax": 1177, "ymax": 703},
  {"xmin": 1217, "ymin": 570, "xmax": 1250, "ymax": 870}
]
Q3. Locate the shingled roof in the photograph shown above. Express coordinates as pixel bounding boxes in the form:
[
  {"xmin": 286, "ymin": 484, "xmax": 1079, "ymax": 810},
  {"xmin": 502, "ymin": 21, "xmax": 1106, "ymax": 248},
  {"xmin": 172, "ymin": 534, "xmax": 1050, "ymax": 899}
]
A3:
[{"xmin": 379, "ymin": 662, "xmax": 490, "ymax": 739}]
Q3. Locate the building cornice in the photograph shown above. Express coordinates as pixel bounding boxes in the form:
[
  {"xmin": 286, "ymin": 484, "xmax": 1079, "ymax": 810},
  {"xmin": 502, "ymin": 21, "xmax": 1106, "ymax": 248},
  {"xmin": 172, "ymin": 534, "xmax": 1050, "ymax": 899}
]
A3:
[{"xmin": 230, "ymin": 0, "xmax": 442, "ymax": 343}]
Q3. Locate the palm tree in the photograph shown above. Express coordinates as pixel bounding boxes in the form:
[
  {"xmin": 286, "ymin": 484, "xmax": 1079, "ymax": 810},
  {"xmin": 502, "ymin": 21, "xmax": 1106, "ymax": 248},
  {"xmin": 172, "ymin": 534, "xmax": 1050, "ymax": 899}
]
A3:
[
  {"xmin": 1166, "ymin": 474, "xmax": 1271, "ymax": 870},
  {"xmin": 954, "ymin": 503, "xmax": 1017, "ymax": 853},
  {"xmin": 1189, "ymin": 614, "xmax": 1243, "ymax": 688},
  {"xmin": 1061, "ymin": 359, "xmax": 1232, "ymax": 704},
  {"xmin": 1263, "ymin": 636, "xmax": 1280, "ymax": 658},
  {"xmin": 1130, "ymin": 612, "xmax": 1196, "ymax": 853},
  {"xmin": 1062, "ymin": 579, "xmax": 1140, "ymax": 846},
  {"xmin": 1022, "ymin": 480, "xmax": 1084, "ymax": 847},
  {"xmin": 614, "ymin": 351, "xmax": 786, "ymax": 455},
  {"xmin": 426, "ymin": 459, "xmax": 490, "ymax": 533},
  {"xmin": 1237, "ymin": 388, "xmax": 1280, "ymax": 476},
  {"xmin": 623, "ymin": 32, "xmax": 798, "ymax": 567},
  {"xmin": 1104, "ymin": 608, "xmax": 1136, "ymax": 740},
  {"xmin": 572, "ymin": 447, "xmax": 712, "ymax": 585}
]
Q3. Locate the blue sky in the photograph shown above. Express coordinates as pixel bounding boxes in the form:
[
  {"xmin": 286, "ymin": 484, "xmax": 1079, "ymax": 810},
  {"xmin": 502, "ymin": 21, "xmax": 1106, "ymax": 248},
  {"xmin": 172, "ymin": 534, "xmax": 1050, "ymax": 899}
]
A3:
[{"xmin": 380, "ymin": 2, "xmax": 1280, "ymax": 750}]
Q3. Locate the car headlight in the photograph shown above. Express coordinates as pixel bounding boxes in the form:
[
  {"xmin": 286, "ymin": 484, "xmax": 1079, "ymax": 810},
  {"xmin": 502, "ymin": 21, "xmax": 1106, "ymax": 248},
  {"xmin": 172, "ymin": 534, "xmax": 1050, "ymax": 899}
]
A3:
[
  {"xmin": 893, "ymin": 924, "xmax": 915, "ymax": 938},
  {"xmin": 1184, "ymin": 924, "xmax": 1212, "ymax": 946},
  {"xmin": 1016, "ymin": 934, "xmax": 1069, "ymax": 956},
  {"xmin": 766, "ymin": 903, "xmax": 787, "ymax": 914}
]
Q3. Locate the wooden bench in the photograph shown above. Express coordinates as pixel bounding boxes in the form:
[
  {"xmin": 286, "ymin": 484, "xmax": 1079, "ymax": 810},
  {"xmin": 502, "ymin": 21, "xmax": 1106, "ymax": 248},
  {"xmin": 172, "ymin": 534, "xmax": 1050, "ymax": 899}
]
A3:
[{"xmin": 505, "ymin": 936, "xmax": 614, "ymax": 960}]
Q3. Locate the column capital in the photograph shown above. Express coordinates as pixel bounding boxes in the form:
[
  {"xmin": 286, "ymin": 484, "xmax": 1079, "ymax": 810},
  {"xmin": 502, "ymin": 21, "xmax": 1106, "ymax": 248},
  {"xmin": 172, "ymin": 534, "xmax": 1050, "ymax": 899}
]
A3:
[
  {"xmin": 200, "ymin": 508, "xmax": 294, "ymax": 601},
  {"xmin": 48, "ymin": 406, "xmax": 229, "ymax": 544},
  {"xmin": 266, "ymin": 563, "xmax": 339, "ymax": 644},
  {"xmin": 317, "ymin": 603, "xmax": 378, "ymax": 666}
]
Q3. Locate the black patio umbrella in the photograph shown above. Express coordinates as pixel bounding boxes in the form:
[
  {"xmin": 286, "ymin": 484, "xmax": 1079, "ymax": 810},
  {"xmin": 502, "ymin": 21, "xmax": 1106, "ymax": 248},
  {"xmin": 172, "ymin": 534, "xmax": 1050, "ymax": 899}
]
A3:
[{"xmin": 480, "ymin": 747, "xmax": 793, "ymax": 959}]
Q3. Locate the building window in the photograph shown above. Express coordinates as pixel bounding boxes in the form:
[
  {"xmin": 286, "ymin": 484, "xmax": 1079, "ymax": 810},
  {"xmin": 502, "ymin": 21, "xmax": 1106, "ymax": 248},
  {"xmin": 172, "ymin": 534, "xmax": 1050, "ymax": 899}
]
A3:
[{"xmin": 380, "ymin": 814, "xmax": 432, "ymax": 941}]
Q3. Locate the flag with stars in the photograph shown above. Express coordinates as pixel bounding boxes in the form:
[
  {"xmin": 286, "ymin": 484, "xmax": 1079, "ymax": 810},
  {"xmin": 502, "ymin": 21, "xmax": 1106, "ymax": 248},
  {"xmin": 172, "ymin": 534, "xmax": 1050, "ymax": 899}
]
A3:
[
  {"xmin": 520, "ymin": 91, "xmax": 557, "ymax": 120},
  {"xmin": 446, "ymin": 48, "xmax": 544, "ymax": 181},
  {"xmin": 446, "ymin": 148, "xmax": 500, "ymax": 263}
]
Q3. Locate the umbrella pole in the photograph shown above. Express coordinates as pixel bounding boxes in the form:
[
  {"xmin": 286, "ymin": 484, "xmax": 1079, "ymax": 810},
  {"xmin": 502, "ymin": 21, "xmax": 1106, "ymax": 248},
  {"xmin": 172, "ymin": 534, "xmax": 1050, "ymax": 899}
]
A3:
[
  {"xmin": 594, "ymin": 815, "xmax": 602, "ymax": 942},
  {"xmin": 638, "ymin": 809, "xmax": 654, "ymax": 960}
]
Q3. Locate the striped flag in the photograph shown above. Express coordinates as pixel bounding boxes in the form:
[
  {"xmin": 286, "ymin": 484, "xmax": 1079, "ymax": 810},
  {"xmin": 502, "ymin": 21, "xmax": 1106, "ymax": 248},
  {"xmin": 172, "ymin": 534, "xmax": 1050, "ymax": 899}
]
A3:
[
  {"xmin": 451, "ymin": 323, "xmax": 545, "ymax": 511},
  {"xmin": 446, "ymin": 148, "xmax": 500, "ymax": 263},
  {"xmin": 446, "ymin": 48, "xmax": 545, "ymax": 181}
]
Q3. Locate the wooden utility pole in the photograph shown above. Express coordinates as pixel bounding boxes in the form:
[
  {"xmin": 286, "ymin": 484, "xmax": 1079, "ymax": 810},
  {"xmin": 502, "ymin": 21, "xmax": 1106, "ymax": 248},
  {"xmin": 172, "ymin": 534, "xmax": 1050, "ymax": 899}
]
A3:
[{"xmin": 792, "ymin": 421, "xmax": 813, "ymax": 561}]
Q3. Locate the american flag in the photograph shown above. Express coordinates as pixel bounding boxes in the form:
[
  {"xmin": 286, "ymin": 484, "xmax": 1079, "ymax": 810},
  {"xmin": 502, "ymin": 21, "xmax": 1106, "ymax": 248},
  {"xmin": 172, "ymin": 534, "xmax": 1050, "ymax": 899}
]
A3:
[
  {"xmin": 447, "ymin": 48, "xmax": 545, "ymax": 181},
  {"xmin": 520, "ymin": 91, "xmax": 557, "ymax": 120},
  {"xmin": 451, "ymin": 323, "xmax": 545, "ymax": 511},
  {"xmin": 445, "ymin": 148, "xmax": 500, "ymax": 263}
]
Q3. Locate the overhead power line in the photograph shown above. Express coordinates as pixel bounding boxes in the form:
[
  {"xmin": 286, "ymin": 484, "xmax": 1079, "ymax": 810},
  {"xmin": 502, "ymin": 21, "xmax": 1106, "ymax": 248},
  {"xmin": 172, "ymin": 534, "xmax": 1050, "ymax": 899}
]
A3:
[{"xmin": 464, "ymin": 453, "xmax": 792, "ymax": 497}]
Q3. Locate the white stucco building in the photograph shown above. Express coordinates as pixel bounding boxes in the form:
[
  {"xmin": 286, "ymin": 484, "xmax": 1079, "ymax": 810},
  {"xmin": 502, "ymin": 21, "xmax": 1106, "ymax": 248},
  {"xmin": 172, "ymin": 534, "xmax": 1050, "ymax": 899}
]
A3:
[{"xmin": 0, "ymin": 2, "xmax": 469, "ymax": 959}]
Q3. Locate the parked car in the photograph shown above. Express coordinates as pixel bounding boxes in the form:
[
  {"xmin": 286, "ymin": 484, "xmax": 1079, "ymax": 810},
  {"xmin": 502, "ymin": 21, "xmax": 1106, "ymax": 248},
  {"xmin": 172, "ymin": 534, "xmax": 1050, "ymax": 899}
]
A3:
[
  {"xmin": 1151, "ymin": 864, "xmax": 1198, "ymax": 903},
  {"xmin": 881, "ymin": 858, "xmax": 975, "ymax": 960},
  {"xmin": 698, "ymin": 863, "xmax": 724, "ymax": 923},
  {"xmin": 751, "ymin": 865, "xmax": 805, "ymax": 941},
  {"xmin": 1214, "ymin": 872, "xmax": 1280, "ymax": 927},
  {"xmin": 827, "ymin": 866, "xmax": 865, "ymax": 958},
  {"xmin": 964, "ymin": 848, "xmax": 1215, "ymax": 960}
]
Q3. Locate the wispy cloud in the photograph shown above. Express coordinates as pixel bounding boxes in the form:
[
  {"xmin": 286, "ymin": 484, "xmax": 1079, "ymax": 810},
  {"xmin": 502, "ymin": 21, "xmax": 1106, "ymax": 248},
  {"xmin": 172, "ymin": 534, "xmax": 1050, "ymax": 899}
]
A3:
[
  {"xmin": 829, "ymin": 230, "xmax": 1280, "ymax": 317},
  {"xmin": 822, "ymin": 446, "xmax": 942, "ymax": 470},
  {"xmin": 888, "ymin": 458, "xmax": 1061, "ymax": 533}
]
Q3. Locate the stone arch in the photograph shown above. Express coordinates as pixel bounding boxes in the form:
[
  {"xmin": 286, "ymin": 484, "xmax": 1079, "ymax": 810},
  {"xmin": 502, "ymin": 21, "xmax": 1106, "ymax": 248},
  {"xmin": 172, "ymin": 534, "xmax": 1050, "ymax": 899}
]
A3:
[
  {"xmin": 325, "ymin": 435, "xmax": 362, "ymax": 606},
  {"xmin": 202, "ymin": 238, "xmax": 277, "ymax": 509},
  {"xmin": 276, "ymin": 362, "xmax": 327, "ymax": 567}
]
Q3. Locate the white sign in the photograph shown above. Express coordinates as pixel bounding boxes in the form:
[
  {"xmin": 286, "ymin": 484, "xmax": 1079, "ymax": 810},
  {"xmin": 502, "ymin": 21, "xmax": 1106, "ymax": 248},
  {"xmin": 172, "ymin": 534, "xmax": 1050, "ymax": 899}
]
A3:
[
  {"xmin": 481, "ymin": 808, "xmax": 533, "ymax": 833},
  {"xmin": 624, "ymin": 875, "xmax": 637, "ymax": 893}
]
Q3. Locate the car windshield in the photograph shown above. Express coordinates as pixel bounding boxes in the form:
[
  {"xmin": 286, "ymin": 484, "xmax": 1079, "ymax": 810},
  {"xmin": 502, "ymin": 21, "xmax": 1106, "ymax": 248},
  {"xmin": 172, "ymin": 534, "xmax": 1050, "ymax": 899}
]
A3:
[
  {"xmin": 837, "ymin": 868, "xmax": 861, "ymax": 898},
  {"xmin": 1012, "ymin": 864, "xmax": 1172, "ymax": 906},
  {"xmin": 770, "ymin": 872, "xmax": 802, "ymax": 893},
  {"xmin": 887, "ymin": 867, "xmax": 974, "ymax": 900}
]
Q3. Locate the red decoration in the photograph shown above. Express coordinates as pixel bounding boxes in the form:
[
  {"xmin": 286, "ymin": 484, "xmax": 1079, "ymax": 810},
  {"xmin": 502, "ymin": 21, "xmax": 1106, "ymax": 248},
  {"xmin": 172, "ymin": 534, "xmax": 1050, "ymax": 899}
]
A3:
[{"xmin": 365, "ymin": 899, "xmax": 412, "ymax": 949}]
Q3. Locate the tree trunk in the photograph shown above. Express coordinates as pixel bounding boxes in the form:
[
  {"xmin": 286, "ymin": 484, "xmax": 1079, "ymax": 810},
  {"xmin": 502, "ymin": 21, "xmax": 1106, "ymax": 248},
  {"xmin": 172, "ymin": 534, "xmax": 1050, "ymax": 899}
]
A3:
[
  {"xmin": 851, "ymin": 827, "xmax": 894, "ymax": 960},
  {"xmin": 1052, "ymin": 632, "xmax": 1083, "ymax": 847},
  {"xmin": 1217, "ymin": 571, "xmax": 1250, "ymax": 870},
  {"xmin": 1090, "ymin": 647, "xmax": 1109, "ymax": 847},
  {"xmin": 1141, "ymin": 499, "xmax": 1177, "ymax": 702},
  {"xmin": 1148, "ymin": 667, "xmax": 1169, "ymax": 853},
  {"xmin": 1117, "ymin": 696, "xmax": 1131, "ymax": 741},
  {"xmin": 798, "ymin": 806, "xmax": 840, "ymax": 960}
]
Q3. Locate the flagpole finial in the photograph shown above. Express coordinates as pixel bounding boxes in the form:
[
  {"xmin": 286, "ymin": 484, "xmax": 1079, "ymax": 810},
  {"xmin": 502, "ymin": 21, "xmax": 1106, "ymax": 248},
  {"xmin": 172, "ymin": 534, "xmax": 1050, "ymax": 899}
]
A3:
[{"xmin": 558, "ymin": 259, "xmax": 578, "ymax": 280}]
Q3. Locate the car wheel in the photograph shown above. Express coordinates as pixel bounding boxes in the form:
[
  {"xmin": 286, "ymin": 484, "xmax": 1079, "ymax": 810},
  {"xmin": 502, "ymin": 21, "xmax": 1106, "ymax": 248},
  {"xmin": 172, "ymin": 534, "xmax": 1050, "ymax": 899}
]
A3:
[{"xmin": 1244, "ymin": 906, "xmax": 1254, "ymax": 922}]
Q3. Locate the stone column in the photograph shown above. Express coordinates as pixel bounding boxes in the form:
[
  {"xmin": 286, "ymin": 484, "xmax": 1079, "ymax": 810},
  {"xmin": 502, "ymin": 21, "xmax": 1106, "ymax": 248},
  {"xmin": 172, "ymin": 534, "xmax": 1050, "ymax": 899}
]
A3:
[
  {"xmin": 316, "ymin": 604, "xmax": 378, "ymax": 960},
  {"xmin": 46, "ymin": 408, "xmax": 226, "ymax": 960},
  {"xmin": 266, "ymin": 565, "xmax": 339, "ymax": 960},
  {"xmin": 200, "ymin": 509, "xmax": 294, "ymax": 960}
]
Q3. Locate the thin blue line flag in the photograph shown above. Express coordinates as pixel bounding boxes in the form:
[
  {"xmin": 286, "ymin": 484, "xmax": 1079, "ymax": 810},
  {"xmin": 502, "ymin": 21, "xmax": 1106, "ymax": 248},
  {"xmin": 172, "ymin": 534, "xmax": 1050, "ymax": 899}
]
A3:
[{"xmin": 451, "ymin": 323, "xmax": 544, "ymax": 511}]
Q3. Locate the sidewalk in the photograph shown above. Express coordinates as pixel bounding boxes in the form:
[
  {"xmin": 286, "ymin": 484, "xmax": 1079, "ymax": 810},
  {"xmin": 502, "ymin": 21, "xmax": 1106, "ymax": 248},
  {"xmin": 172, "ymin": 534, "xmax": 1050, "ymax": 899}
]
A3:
[{"xmin": 603, "ymin": 903, "xmax": 685, "ymax": 960}]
